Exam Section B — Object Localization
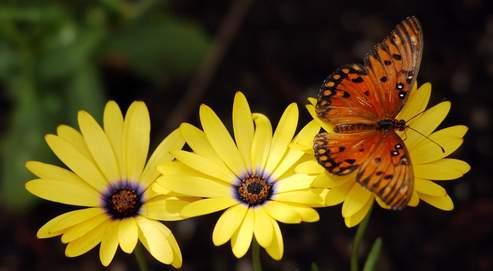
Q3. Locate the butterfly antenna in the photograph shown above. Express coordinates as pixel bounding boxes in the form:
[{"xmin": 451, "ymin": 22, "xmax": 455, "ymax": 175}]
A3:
[
  {"xmin": 406, "ymin": 110, "xmax": 426, "ymax": 122},
  {"xmin": 405, "ymin": 126, "xmax": 445, "ymax": 153}
]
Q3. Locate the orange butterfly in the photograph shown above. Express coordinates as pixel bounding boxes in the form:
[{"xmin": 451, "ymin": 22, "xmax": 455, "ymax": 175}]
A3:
[{"xmin": 314, "ymin": 16, "xmax": 423, "ymax": 210}]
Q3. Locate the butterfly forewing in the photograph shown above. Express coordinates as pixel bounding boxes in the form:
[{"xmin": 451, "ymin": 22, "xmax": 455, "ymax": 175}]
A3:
[
  {"xmin": 316, "ymin": 64, "xmax": 384, "ymax": 125},
  {"xmin": 356, "ymin": 131, "xmax": 414, "ymax": 210},
  {"xmin": 364, "ymin": 16, "xmax": 423, "ymax": 118},
  {"xmin": 316, "ymin": 16, "xmax": 422, "ymax": 125}
]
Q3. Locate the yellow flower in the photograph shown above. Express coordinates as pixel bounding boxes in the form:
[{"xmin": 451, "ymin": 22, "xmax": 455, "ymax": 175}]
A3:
[
  {"xmin": 25, "ymin": 101, "xmax": 190, "ymax": 267},
  {"xmin": 295, "ymin": 83, "xmax": 470, "ymax": 227},
  {"xmin": 154, "ymin": 92, "xmax": 322, "ymax": 260}
]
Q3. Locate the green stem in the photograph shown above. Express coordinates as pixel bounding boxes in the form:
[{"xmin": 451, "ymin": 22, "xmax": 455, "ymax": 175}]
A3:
[
  {"xmin": 135, "ymin": 245, "xmax": 150, "ymax": 271},
  {"xmin": 252, "ymin": 240, "xmax": 262, "ymax": 271},
  {"xmin": 350, "ymin": 204, "xmax": 374, "ymax": 271}
]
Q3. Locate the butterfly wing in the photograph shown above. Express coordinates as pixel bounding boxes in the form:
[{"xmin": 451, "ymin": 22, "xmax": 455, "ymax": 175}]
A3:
[
  {"xmin": 314, "ymin": 130, "xmax": 413, "ymax": 210},
  {"xmin": 356, "ymin": 131, "xmax": 414, "ymax": 210},
  {"xmin": 364, "ymin": 16, "xmax": 422, "ymax": 118},
  {"xmin": 314, "ymin": 131, "xmax": 380, "ymax": 176},
  {"xmin": 316, "ymin": 16, "xmax": 423, "ymax": 124}
]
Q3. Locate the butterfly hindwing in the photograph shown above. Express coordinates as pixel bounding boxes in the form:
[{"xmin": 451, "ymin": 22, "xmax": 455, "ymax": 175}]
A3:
[
  {"xmin": 313, "ymin": 131, "xmax": 380, "ymax": 176},
  {"xmin": 356, "ymin": 131, "xmax": 414, "ymax": 210}
]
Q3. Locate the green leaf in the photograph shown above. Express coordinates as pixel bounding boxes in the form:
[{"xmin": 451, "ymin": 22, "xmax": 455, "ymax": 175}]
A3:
[
  {"xmin": 362, "ymin": 237, "xmax": 383, "ymax": 271},
  {"xmin": 64, "ymin": 63, "xmax": 105, "ymax": 125},
  {"xmin": 104, "ymin": 15, "xmax": 211, "ymax": 82},
  {"xmin": 38, "ymin": 25, "xmax": 104, "ymax": 80}
]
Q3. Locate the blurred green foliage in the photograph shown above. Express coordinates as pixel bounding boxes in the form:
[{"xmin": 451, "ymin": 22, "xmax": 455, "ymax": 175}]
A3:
[{"xmin": 0, "ymin": 1, "xmax": 211, "ymax": 210}]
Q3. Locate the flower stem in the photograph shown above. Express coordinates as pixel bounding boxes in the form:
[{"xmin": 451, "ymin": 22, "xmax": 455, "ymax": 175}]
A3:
[
  {"xmin": 252, "ymin": 239, "xmax": 262, "ymax": 271},
  {"xmin": 350, "ymin": 204, "xmax": 374, "ymax": 271},
  {"xmin": 135, "ymin": 244, "xmax": 150, "ymax": 271}
]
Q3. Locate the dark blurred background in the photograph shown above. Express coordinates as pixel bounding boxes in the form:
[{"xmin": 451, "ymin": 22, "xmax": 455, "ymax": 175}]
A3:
[{"xmin": 0, "ymin": 0, "xmax": 491, "ymax": 270}]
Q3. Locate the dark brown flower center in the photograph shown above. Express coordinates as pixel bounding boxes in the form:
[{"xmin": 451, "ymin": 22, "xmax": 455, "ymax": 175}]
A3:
[
  {"xmin": 103, "ymin": 182, "xmax": 143, "ymax": 219},
  {"xmin": 235, "ymin": 174, "xmax": 273, "ymax": 206}
]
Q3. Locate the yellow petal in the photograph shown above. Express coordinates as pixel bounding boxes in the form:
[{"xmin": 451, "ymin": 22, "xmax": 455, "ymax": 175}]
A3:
[
  {"xmin": 414, "ymin": 159, "xmax": 470, "ymax": 180},
  {"xmin": 99, "ymin": 220, "xmax": 119, "ymax": 266},
  {"xmin": 65, "ymin": 221, "xmax": 107, "ymax": 257},
  {"xmin": 61, "ymin": 213, "xmax": 109, "ymax": 243},
  {"xmin": 200, "ymin": 104, "xmax": 245, "ymax": 175},
  {"xmin": 344, "ymin": 200, "xmax": 374, "ymax": 228},
  {"xmin": 181, "ymin": 198, "xmax": 238, "ymax": 218},
  {"xmin": 118, "ymin": 217, "xmax": 138, "ymax": 253},
  {"xmin": 45, "ymin": 134, "xmax": 107, "ymax": 191},
  {"xmin": 157, "ymin": 175, "xmax": 231, "ymax": 198},
  {"xmin": 264, "ymin": 220, "xmax": 284, "ymax": 260},
  {"xmin": 295, "ymin": 160, "xmax": 325, "ymax": 175},
  {"xmin": 172, "ymin": 150, "xmax": 236, "ymax": 183},
  {"xmin": 179, "ymin": 123, "xmax": 221, "ymax": 160},
  {"xmin": 104, "ymin": 101, "xmax": 125, "ymax": 178},
  {"xmin": 375, "ymin": 196, "xmax": 391, "ymax": 210},
  {"xmin": 140, "ymin": 129, "xmax": 185, "ymax": 188},
  {"xmin": 415, "ymin": 178, "xmax": 446, "ymax": 196},
  {"xmin": 251, "ymin": 113, "xmax": 272, "ymax": 172},
  {"xmin": 265, "ymin": 103, "xmax": 299, "ymax": 174},
  {"xmin": 56, "ymin": 125, "xmax": 92, "ymax": 159},
  {"xmin": 263, "ymin": 201, "xmax": 301, "ymax": 224},
  {"xmin": 292, "ymin": 206, "xmax": 320, "ymax": 222},
  {"xmin": 419, "ymin": 193, "xmax": 454, "ymax": 211},
  {"xmin": 233, "ymin": 92, "xmax": 254, "ymax": 170},
  {"xmin": 123, "ymin": 101, "xmax": 150, "ymax": 181},
  {"xmin": 305, "ymin": 102, "xmax": 333, "ymax": 133},
  {"xmin": 275, "ymin": 174, "xmax": 314, "ymax": 193},
  {"xmin": 253, "ymin": 207, "xmax": 273, "ymax": 247},
  {"xmin": 78, "ymin": 111, "xmax": 120, "ymax": 182},
  {"xmin": 25, "ymin": 179, "xmax": 100, "ymax": 207},
  {"xmin": 291, "ymin": 120, "xmax": 321, "ymax": 152},
  {"xmin": 168, "ymin": 231, "xmax": 183, "ymax": 268},
  {"xmin": 274, "ymin": 190, "xmax": 323, "ymax": 206},
  {"xmin": 408, "ymin": 190, "xmax": 420, "ymax": 207},
  {"xmin": 137, "ymin": 217, "xmax": 174, "ymax": 264},
  {"xmin": 396, "ymin": 83, "xmax": 431, "ymax": 122},
  {"xmin": 25, "ymin": 161, "xmax": 95, "ymax": 188},
  {"xmin": 231, "ymin": 208, "xmax": 254, "ymax": 258},
  {"xmin": 271, "ymin": 148, "xmax": 305, "ymax": 180},
  {"xmin": 157, "ymin": 160, "xmax": 203, "ymax": 176},
  {"xmin": 141, "ymin": 197, "xmax": 190, "ymax": 221},
  {"xmin": 324, "ymin": 181, "xmax": 353, "ymax": 206},
  {"xmin": 213, "ymin": 204, "xmax": 248, "ymax": 246},
  {"xmin": 37, "ymin": 208, "xmax": 104, "ymax": 238},
  {"xmin": 405, "ymin": 101, "xmax": 451, "ymax": 149},
  {"xmin": 411, "ymin": 125, "xmax": 468, "ymax": 164},
  {"xmin": 342, "ymin": 184, "xmax": 372, "ymax": 218}
]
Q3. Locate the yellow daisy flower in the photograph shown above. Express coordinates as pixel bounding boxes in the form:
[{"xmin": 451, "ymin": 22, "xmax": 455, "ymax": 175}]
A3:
[
  {"xmin": 295, "ymin": 83, "xmax": 471, "ymax": 227},
  {"xmin": 154, "ymin": 92, "xmax": 322, "ymax": 260},
  {"xmin": 25, "ymin": 101, "xmax": 189, "ymax": 267}
]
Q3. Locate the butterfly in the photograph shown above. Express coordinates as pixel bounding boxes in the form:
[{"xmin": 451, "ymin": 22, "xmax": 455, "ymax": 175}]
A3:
[{"xmin": 313, "ymin": 16, "xmax": 423, "ymax": 210}]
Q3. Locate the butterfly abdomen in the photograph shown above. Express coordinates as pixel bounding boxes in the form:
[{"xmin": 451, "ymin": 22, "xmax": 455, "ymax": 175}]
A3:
[{"xmin": 334, "ymin": 123, "xmax": 375, "ymax": 133}]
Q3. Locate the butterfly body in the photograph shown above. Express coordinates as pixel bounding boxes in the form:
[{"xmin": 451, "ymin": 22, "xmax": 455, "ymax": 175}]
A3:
[{"xmin": 314, "ymin": 17, "xmax": 422, "ymax": 210}]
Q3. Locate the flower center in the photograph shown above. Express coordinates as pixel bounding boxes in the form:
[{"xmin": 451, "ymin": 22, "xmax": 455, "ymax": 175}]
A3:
[
  {"xmin": 235, "ymin": 174, "xmax": 273, "ymax": 206},
  {"xmin": 103, "ymin": 181, "xmax": 143, "ymax": 219}
]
